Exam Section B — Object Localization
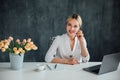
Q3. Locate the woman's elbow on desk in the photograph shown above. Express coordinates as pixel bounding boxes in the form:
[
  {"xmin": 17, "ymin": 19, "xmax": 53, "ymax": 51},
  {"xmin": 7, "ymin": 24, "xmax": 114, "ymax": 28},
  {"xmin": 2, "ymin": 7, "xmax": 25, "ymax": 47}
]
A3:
[{"xmin": 82, "ymin": 54, "xmax": 90, "ymax": 63}]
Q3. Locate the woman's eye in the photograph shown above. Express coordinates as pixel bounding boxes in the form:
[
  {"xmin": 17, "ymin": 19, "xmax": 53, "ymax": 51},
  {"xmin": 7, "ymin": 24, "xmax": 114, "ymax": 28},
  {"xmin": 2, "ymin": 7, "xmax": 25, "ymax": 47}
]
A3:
[
  {"xmin": 74, "ymin": 25, "xmax": 78, "ymax": 28},
  {"xmin": 67, "ymin": 23, "xmax": 71, "ymax": 26}
]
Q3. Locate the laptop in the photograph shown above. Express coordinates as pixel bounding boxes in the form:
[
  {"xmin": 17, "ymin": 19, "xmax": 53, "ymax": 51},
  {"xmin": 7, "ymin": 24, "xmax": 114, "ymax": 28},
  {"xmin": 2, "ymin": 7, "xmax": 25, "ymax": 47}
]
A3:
[{"xmin": 83, "ymin": 52, "xmax": 120, "ymax": 75}]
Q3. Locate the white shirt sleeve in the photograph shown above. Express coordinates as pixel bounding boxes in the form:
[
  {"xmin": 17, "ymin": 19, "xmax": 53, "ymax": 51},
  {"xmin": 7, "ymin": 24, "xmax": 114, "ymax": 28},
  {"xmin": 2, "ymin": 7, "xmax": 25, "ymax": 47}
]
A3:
[
  {"xmin": 81, "ymin": 53, "xmax": 90, "ymax": 62},
  {"xmin": 45, "ymin": 36, "xmax": 59, "ymax": 62}
]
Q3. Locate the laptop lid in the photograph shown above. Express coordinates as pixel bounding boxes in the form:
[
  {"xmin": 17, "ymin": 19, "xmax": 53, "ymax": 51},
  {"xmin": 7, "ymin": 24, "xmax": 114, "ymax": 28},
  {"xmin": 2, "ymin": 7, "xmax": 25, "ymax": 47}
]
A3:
[{"xmin": 98, "ymin": 52, "xmax": 120, "ymax": 74}]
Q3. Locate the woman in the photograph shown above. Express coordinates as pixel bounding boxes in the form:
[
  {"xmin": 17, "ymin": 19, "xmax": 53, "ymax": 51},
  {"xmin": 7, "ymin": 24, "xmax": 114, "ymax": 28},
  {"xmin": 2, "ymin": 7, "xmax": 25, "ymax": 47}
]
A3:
[{"xmin": 45, "ymin": 14, "xmax": 90, "ymax": 65}]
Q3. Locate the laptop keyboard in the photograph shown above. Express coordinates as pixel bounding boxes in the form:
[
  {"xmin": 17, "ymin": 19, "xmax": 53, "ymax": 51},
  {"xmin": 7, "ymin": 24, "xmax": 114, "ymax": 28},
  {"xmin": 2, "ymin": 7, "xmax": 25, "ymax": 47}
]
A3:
[
  {"xmin": 83, "ymin": 64, "xmax": 101, "ymax": 74},
  {"xmin": 91, "ymin": 68, "xmax": 100, "ymax": 73}
]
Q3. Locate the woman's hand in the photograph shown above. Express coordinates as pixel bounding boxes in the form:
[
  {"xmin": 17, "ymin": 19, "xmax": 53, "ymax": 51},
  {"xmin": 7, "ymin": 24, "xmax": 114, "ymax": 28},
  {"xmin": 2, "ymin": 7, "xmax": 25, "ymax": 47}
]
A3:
[
  {"xmin": 51, "ymin": 57, "xmax": 79, "ymax": 65},
  {"xmin": 67, "ymin": 58, "xmax": 79, "ymax": 65},
  {"xmin": 76, "ymin": 30, "xmax": 84, "ymax": 41}
]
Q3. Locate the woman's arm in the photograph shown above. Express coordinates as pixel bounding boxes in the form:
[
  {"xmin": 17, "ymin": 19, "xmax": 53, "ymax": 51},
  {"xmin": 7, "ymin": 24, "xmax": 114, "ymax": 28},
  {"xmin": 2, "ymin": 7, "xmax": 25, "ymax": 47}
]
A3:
[
  {"xmin": 79, "ymin": 37, "xmax": 89, "ymax": 57},
  {"xmin": 51, "ymin": 57, "xmax": 79, "ymax": 65},
  {"xmin": 45, "ymin": 36, "xmax": 59, "ymax": 62},
  {"xmin": 76, "ymin": 30, "xmax": 90, "ymax": 62}
]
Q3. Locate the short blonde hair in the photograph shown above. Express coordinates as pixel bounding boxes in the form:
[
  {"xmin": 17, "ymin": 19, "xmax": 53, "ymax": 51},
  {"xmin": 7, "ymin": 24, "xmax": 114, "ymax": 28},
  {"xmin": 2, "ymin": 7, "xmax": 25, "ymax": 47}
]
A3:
[{"xmin": 66, "ymin": 14, "xmax": 82, "ymax": 27}]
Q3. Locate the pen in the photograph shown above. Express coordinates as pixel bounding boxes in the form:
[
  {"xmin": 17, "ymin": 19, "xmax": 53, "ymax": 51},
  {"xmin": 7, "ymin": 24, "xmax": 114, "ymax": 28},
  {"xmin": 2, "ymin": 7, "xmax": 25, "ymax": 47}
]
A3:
[
  {"xmin": 54, "ymin": 64, "xmax": 57, "ymax": 69},
  {"xmin": 46, "ymin": 64, "xmax": 52, "ymax": 70}
]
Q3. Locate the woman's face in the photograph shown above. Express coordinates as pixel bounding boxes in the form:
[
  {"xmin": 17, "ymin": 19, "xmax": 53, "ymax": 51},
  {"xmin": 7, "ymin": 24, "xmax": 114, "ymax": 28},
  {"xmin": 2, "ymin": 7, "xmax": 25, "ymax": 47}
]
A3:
[{"xmin": 66, "ymin": 19, "xmax": 80, "ymax": 39}]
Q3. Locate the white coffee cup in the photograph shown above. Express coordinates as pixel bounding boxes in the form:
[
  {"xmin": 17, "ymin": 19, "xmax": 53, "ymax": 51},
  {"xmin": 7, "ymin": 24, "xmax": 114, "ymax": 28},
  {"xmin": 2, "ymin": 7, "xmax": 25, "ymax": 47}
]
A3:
[{"xmin": 35, "ymin": 64, "xmax": 46, "ymax": 71}]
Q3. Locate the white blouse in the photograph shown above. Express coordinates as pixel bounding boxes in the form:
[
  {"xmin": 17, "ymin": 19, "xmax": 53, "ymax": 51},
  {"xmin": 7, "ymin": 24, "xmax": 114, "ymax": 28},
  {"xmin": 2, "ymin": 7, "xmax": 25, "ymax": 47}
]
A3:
[{"xmin": 45, "ymin": 33, "xmax": 90, "ymax": 63}]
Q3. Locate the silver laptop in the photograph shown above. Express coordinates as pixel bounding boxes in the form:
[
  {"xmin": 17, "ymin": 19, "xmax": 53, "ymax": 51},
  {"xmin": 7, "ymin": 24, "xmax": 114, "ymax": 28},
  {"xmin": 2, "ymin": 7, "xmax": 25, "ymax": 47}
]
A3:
[{"xmin": 83, "ymin": 52, "xmax": 120, "ymax": 75}]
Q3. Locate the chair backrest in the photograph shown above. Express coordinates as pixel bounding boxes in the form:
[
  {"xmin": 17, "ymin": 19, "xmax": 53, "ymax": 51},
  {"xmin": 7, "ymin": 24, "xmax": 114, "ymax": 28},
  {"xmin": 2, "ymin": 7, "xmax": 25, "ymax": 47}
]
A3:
[{"xmin": 48, "ymin": 36, "xmax": 56, "ymax": 48}]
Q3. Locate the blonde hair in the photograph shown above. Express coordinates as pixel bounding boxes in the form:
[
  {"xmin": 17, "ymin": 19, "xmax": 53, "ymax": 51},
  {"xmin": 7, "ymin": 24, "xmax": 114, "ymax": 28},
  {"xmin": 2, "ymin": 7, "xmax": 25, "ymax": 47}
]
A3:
[{"xmin": 66, "ymin": 14, "xmax": 82, "ymax": 27}]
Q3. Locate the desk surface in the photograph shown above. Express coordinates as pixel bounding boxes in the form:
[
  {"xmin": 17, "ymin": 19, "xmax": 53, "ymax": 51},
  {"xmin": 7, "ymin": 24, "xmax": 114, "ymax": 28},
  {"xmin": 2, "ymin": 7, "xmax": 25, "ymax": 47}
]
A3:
[{"xmin": 0, "ymin": 62, "xmax": 120, "ymax": 80}]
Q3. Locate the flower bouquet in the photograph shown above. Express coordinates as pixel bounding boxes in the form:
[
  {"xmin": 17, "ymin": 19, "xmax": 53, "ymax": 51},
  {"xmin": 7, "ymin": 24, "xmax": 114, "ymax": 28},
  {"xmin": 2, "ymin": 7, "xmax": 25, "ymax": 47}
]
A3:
[
  {"xmin": 0, "ymin": 36, "xmax": 38, "ymax": 70},
  {"xmin": 0, "ymin": 36, "xmax": 38, "ymax": 55}
]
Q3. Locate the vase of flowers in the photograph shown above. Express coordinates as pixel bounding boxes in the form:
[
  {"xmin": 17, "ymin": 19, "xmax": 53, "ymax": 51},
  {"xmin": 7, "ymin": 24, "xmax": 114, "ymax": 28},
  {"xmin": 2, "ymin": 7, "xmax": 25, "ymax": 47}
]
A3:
[
  {"xmin": 0, "ymin": 36, "xmax": 38, "ymax": 70},
  {"xmin": 9, "ymin": 53, "xmax": 24, "ymax": 70}
]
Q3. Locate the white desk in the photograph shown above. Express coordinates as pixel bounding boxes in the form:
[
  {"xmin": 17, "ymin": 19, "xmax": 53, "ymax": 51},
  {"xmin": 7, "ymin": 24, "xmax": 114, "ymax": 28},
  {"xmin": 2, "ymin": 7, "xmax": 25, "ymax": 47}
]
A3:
[{"xmin": 0, "ymin": 62, "xmax": 120, "ymax": 80}]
